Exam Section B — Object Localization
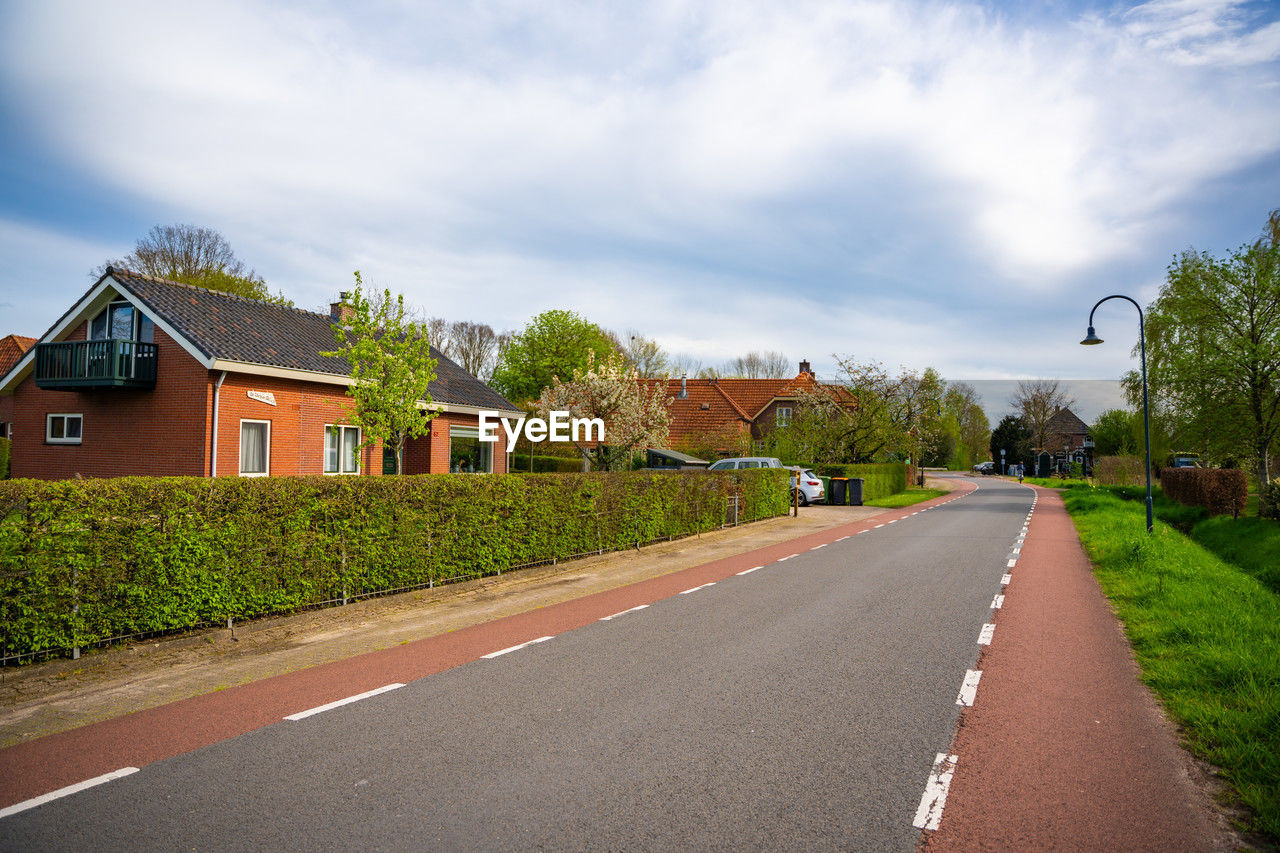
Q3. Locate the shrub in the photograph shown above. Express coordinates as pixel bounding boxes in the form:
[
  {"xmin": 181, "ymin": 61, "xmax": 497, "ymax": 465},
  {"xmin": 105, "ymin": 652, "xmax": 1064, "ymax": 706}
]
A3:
[
  {"xmin": 0, "ymin": 469, "xmax": 789, "ymax": 659},
  {"xmin": 510, "ymin": 453, "xmax": 584, "ymax": 473},
  {"xmin": 810, "ymin": 463, "xmax": 907, "ymax": 501},
  {"xmin": 1094, "ymin": 455, "xmax": 1146, "ymax": 487},
  {"xmin": 1260, "ymin": 481, "xmax": 1280, "ymax": 520},
  {"xmin": 1160, "ymin": 468, "xmax": 1248, "ymax": 518}
]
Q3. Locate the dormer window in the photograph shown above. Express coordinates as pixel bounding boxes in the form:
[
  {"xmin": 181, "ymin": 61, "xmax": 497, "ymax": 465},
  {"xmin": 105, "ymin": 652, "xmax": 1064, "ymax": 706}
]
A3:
[{"xmin": 90, "ymin": 301, "xmax": 154, "ymax": 343}]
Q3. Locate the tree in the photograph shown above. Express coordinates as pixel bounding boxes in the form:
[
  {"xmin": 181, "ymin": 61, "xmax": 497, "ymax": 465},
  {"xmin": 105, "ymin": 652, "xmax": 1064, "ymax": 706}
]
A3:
[
  {"xmin": 490, "ymin": 309, "xmax": 618, "ymax": 404},
  {"xmin": 620, "ymin": 331, "xmax": 671, "ymax": 379},
  {"xmin": 96, "ymin": 224, "xmax": 292, "ymax": 306},
  {"xmin": 776, "ymin": 358, "xmax": 944, "ymax": 464},
  {"xmin": 535, "ymin": 350, "xmax": 670, "ymax": 471},
  {"xmin": 1139, "ymin": 211, "xmax": 1280, "ymax": 487},
  {"xmin": 1091, "ymin": 408, "xmax": 1141, "ymax": 456},
  {"xmin": 990, "ymin": 415, "xmax": 1032, "ymax": 472},
  {"xmin": 723, "ymin": 351, "xmax": 791, "ymax": 379},
  {"xmin": 1010, "ymin": 379, "xmax": 1075, "ymax": 453},
  {"xmin": 943, "ymin": 382, "xmax": 991, "ymax": 469},
  {"xmin": 321, "ymin": 273, "xmax": 437, "ymax": 475}
]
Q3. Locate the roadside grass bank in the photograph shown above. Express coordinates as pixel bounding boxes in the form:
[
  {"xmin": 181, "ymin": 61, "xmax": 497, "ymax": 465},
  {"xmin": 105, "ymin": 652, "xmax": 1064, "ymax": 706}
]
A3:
[
  {"xmin": 865, "ymin": 488, "xmax": 946, "ymax": 508},
  {"xmin": 1061, "ymin": 487, "xmax": 1280, "ymax": 841}
]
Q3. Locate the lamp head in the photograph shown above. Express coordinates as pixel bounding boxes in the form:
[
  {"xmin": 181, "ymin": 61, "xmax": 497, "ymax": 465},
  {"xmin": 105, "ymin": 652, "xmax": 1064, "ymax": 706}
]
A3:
[{"xmin": 1080, "ymin": 326, "xmax": 1104, "ymax": 346}]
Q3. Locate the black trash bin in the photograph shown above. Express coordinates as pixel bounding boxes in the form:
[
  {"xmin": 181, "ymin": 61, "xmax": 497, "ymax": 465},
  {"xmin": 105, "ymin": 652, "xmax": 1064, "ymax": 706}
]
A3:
[
  {"xmin": 830, "ymin": 477, "xmax": 848, "ymax": 505},
  {"xmin": 847, "ymin": 477, "xmax": 864, "ymax": 506}
]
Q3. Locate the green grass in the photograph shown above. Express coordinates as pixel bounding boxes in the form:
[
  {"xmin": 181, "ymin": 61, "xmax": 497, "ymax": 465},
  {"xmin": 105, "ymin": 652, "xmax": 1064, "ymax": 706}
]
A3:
[
  {"xmin": 1189, "ymin": 516, "xmax": 1280, "ymax": 596},
  {"xmin": 1062, "ymin": 487, "xmax": 1280, "ymax": 841},
  {"xmin": 1019, "ymin": 476, "xmax": 1093, "ymax": 488},
  {"xmin": 864, "ymin": 488, "xmax": 947, "ymax": 508}
]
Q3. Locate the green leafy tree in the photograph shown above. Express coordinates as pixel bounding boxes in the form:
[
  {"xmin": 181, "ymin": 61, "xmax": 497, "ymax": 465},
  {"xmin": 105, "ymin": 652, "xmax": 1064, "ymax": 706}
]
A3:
[
  {"xmin": 990, "ymin": 414, "xmax": 1032, "ymax": 472},
  {"xmin": 1137, "ymin": 210, "xmax": 1280, "ymax": 487},
  {"xmin": 490, "ymin": 309, "xmax": 618, "ymax": 404},
  {"xmin": 96, "ymin": 223, "xmax": 292, "ymax": 306},
  {"xmin": 1091, "ymin": 408, "xmax": 1141, "ymax": 456},
  {"xmin": 1010, "ymin": 379, "xmax": 1075, "ymax": 453},
  {"xmin": 321, "ymin": 273, "xmax": 437, "ymax": 474}
]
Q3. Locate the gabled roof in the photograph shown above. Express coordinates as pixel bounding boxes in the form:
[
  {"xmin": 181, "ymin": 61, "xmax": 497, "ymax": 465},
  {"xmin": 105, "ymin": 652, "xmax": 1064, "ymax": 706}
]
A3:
[
  {"xmin": 1, "ymin": 269, "xmax": 519, "ymax": 414},
  {"xmin": 0, "ymin": 334, "xmax": 36, "ymax": 377},
  {"xmin": 1047, "ymin": 407, "xmax": 1089, "ymax": 436}
]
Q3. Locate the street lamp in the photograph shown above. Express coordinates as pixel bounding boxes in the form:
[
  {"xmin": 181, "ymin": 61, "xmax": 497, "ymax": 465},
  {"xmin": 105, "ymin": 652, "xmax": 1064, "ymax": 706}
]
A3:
[{"xmin": 1081, "ymin": 295, "xmax": 1154, "ymax": 533}]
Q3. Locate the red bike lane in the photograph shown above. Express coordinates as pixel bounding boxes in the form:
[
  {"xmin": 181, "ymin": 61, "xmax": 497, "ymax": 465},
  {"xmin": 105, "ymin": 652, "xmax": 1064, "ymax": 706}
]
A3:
[{"xmin": 925, "ymin": 484, "xmax": 1235, "ymax": 851}]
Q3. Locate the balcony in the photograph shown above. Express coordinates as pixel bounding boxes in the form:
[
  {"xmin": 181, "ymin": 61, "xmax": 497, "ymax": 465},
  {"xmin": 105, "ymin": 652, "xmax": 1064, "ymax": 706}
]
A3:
[{"xmin": 34, "ymin": 340, "xmax": 158, "ymax": 390}]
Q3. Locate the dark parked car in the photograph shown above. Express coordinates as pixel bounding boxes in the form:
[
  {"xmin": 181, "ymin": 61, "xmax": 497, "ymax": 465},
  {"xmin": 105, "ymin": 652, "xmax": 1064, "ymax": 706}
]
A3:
[{"xmin": 972, "ymin": 461, "xmax": 996, "ymax": 476}]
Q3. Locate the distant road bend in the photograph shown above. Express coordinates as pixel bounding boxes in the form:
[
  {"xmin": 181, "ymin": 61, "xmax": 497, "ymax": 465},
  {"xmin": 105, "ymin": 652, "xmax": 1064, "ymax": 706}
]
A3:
[{"xmin": 1, "ymin": 475, "xmax": 1032, "ymax": 851}]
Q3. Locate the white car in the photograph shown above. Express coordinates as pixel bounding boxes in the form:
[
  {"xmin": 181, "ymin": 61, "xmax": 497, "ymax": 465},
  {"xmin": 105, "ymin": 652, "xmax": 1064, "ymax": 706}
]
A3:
[{"xmin": 788, "ymin": 467, "xmax": 826, "ymax": 506}]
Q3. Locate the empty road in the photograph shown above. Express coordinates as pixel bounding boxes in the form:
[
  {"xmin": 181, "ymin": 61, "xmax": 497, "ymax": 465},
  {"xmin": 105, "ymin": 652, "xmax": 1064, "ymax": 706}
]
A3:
[{"xmin": 1, "ymin": 476, "xmax": 1030, "ymax": 851}]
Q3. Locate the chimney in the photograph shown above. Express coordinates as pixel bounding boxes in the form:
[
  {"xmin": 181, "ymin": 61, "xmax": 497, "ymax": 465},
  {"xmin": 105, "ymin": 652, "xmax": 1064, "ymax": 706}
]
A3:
[
  {"xmin": 679, "ymin": 375, "xmax": 687, "ymax": 399},
  {"xmin": 330, "ymin": 291, "xmax": 354, "ymax": 324},
  {"xmin": 799, "ymin": 360, "xmax": 812, "ymax": 375}
]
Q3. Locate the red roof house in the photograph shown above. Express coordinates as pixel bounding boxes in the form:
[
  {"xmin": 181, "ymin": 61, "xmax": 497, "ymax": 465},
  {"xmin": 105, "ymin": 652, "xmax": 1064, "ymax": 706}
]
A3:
[{"xmin": 0, "ymin": 268, "xmax": 521, "ymax": 480}]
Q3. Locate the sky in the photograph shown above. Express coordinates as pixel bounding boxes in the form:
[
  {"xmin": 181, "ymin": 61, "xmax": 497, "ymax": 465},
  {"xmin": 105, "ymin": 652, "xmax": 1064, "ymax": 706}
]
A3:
[{"xmin": 1, "ymin": 0, "xmax": 1278, "ymax": 423}]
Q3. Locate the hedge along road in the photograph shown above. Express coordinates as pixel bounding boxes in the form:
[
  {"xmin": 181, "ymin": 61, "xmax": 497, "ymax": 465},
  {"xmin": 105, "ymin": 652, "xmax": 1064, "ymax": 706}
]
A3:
[{"xmin": 0, "ymin": 477, "xmax": 1030, "ymax": 851}]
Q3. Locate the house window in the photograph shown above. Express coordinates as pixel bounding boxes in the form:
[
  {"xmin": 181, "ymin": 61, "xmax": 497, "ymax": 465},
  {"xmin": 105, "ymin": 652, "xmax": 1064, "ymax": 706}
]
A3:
[
  {"xmin": 324, "ymin": 425, "xmax": 361, "ymax": 474},
  {"xmin": 46, "ymin": 413, "xmax": 83, "ymax": 444},
  {"xmin": 449, "ymin": 426, "xmax": 491, "ymax": 473},
  {"xmin": 239, "ymin": 420, "xmax": 270, "ymax": 476},
  {"xmin": 776, "ymin": 407, "xmax": 792, "ymax": 427}
]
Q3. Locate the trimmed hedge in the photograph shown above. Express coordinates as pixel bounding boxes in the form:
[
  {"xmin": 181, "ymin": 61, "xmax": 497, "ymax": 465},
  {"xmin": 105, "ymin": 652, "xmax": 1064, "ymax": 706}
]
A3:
[
  {"xmin": 0, "ymin": 469, "xmax": 789, "ymax": 660},
  {"xmin": 1160, "ymin": 468, "xmax": 1247, "ymax": 518},
  {"xmin": 510, "ymin": 453, "xmax": 584, "ymax": 473},
  {"xmin": 0, "ymin": 437, "xmax": 8, "ymax": 480},
  {"xmin": 811, "ymin": 463, "xmax": 908, "ymax": 501}
]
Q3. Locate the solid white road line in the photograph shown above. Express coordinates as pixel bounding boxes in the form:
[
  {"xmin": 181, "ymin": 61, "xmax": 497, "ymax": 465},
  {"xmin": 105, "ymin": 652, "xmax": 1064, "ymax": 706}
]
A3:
[
  {"xmin": 480, "ymin": 637, "xmax": 554, "ymax": 660},
  {"xmin": 991, "ymin": 594, "xmax": 1005, "ymax": 609},
  {"xmin": 600, "ymin": 604, "xmax": 649, "ymax": 621},
  {"xmin": 0, "ymin": 768, "xmax": 139, "ymax": 820},
  {"xmin": 956, "ymin": 670, "xmax": 982, "ymax": 707},
  {"xmin": 1001, "ymin": 573, "xmax": 1013, "ymax": 586},
  {"xmin": 736, "ymin": 566, "xmax": 764, "ymax": 575},
  {"xmin": 285, "ymin": 683, "xmax": 406, "ymax": 721},
  {"xmin": 977, "ymin": 623, "xmax": 996, "ymax": 645},
  {"xmin": 679, "ymin": 582, "xmax": 716, "ymax": 594},
  {"xmin": 912, "ymin": 752, "xmax": 959, "ymax": 831}
]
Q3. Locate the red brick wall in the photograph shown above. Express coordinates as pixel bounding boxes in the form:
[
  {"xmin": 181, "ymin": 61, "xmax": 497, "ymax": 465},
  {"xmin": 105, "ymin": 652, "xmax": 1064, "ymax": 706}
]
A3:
[{"xmin": 8, "ymin": 323, "xmax": 211, "ymax": 479}]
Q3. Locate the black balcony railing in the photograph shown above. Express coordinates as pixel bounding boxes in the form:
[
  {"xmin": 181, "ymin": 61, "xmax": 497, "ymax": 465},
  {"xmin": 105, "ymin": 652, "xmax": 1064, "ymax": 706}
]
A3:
[{"xmin": 34, "ymin": 340, "xmax": 158, "ymax": 390}]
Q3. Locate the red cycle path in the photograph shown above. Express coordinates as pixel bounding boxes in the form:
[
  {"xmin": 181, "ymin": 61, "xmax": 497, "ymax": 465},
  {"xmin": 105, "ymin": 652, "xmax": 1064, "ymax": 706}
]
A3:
[
  {"xmin": 926, "ymin": 484, "xmax": 1233, "ymax": 851},
  {"xmin": 0, "ymin": 485, "xmax": 975, "ymax": 811}
]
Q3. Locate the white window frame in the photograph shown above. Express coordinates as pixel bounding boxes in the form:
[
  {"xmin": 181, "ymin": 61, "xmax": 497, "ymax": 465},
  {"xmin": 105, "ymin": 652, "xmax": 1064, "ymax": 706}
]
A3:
[
  {"xmin": 45, "ymin": 413, "xmax": 83, "ymax": 445},
  {"xmin": 776, "ymin": 406, "xmax": 792, "ymax": 427},
  {"xmin": 449, "ymin": 425, "xmax": 493, "ymax": 473},
  {"xmin": 239, "ymin": 419, "xmax": 271, "ymax": 477},
  {"xmin": 323, "ymin": 424, "xmax": 362, "ymax": 475}
]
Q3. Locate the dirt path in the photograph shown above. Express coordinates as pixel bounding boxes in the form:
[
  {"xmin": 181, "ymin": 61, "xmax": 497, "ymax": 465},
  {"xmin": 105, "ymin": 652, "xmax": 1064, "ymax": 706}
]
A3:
[{"xmin": 0, "ymin": 500, "xmax": 907, "ymax": 749}]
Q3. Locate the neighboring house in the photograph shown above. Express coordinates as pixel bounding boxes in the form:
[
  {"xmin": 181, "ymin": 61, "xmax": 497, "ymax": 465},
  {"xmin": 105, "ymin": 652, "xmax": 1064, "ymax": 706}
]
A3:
[
  {"xmin": 1045, "ymin": 407, "xmax": 1093, "ymax": 471},
  {"xmin": 649, "ymin": 361, "xmax": 849, "ymax": 455},
  {"xmin": 0, "ymin": 268, "xmax": 522, "ymax": 480},
  {"xmin": 0, "ymin": 334, "xmax": 37, "ymax": 439}
]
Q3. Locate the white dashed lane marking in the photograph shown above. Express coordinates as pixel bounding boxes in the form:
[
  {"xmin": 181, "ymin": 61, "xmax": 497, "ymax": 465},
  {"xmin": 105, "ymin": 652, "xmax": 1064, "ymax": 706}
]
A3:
[
  {"xmin": 912, "ymin": 753, "xmax": 959, "ymax": 831},
  {"xmin": 679, "ymin": 583, "xmax": 716, "ymax": 595},
  {"xmin": 0, "ymin": 768, "xmax": 139, "ymax": 819},
  {"xmin": 481, "ymin": 637, "xmax": 554, "ymax": 660},
  {"xmin": 285, "ymin": 683, "xmax": 406, "ymax": 720},
  {"xmin": 977, "ymin": 623, "xmax": 995, "ymax": 646},
  {"xmin": 956, "ymin": 670, "xmax": 982, "ymax": 707},
  {"xmin": 600, "ymin": 605, "xmax": 649, "ymax": 621}
]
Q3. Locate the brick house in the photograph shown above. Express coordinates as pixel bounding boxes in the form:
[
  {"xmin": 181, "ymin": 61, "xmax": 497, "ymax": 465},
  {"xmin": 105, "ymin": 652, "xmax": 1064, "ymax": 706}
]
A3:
[
  {"xmin": 0, "ymin": 268, "xmax": 521, "ymax": 480},
  {"xmin": 1045, "ymin": 407, "xmax": 1093, "ymax": 472},
  {"xmin": 652, "ymin": 361, "xmax": 850, "ymax": 455},
  {"xmin": 0, "ymin": 334, "xmax": 37, "ymax": 440}
]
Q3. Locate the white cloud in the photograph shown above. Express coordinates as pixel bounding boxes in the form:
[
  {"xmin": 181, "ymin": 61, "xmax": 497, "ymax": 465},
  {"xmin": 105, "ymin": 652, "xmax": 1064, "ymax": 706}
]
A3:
[{"xmin": 1, "ymin": 0, "xmax": 1277, "ymax": 380}]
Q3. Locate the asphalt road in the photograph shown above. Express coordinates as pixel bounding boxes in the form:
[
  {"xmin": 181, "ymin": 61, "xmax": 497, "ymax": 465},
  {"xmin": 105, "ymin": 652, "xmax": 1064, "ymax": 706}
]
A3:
[{"xmin": 1, "ymin": 476, "xmax": 1031, "ymax": 851}]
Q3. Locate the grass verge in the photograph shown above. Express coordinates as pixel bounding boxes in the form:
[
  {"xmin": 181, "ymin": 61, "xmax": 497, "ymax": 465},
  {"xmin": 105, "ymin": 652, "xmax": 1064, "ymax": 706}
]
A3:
[
  {"xmin": 1062, "ymin": 486, "xmax": 1280, "ymax": 841},
  {"xmin": 864, "ymin": 488, "xmax": 947, "ymax": 508}
]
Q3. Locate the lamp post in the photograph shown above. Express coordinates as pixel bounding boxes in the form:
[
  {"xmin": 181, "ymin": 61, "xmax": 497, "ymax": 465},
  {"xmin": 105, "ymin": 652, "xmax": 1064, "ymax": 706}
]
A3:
[{"xmin": 1081, "ymin": 295, "xmax": 1153, "ymax": 533}]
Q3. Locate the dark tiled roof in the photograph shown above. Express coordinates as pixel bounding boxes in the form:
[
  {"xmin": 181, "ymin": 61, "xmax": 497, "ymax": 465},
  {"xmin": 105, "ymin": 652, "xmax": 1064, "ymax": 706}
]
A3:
[
  {"xmin": 1048, "ymin": 407, "xmax": 1089, "ymax": 436},
  {"xmin": 106, "ymin": 268, "xmax": 518, "ymax": 412}
]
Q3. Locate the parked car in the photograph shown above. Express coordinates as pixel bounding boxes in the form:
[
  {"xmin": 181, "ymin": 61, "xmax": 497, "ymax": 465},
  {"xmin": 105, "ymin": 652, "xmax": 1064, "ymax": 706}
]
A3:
[
  {"xmin": 972, "ymin": 461, "xmax": 996, "ymax": 476},
  {"xmin": 706, "ymin": 457, "xmax": 785, "ymax": 470},
  {"xmin": 788, "ymin": 466, "xmax": 826, "ymax": 505}
]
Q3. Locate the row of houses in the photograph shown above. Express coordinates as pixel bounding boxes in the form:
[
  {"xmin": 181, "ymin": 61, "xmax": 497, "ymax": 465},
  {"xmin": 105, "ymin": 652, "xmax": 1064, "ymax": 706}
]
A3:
[{"xmin": 1, "ymin": 270, "xmax": 829, "ymax": 480}]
